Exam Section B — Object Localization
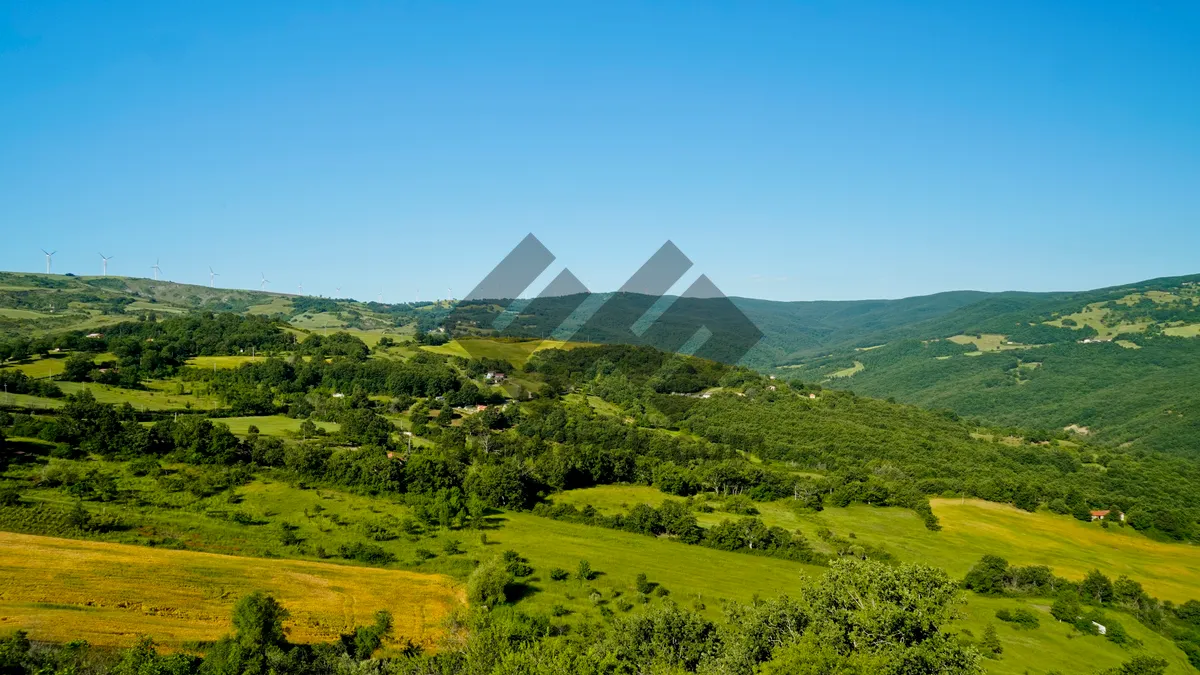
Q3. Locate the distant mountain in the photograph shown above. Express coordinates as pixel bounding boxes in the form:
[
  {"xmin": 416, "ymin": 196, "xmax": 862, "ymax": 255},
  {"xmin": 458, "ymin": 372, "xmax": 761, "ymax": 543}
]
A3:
[
  {"xmin": 747, "ymin": 273, "xmax": 1200, "ymax": 455},
  {"xmin": 4, "ymin": 269, "xmax": 1199, "ymax": 455}
]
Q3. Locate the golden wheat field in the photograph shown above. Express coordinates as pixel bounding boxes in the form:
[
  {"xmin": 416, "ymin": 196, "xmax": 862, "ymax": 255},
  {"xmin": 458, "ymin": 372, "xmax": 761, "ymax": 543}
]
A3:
[{"xmin": 0, "ymin": 532, "xmax": 463, "ymax": 650}]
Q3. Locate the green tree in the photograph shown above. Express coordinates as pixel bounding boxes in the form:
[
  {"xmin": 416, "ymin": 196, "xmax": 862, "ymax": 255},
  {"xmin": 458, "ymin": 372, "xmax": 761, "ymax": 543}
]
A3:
[
  {"xmin": 232, "ymin": 591, "xmax": 289, "ymax": 654},
  {"xmin": 981, "ymin": 623, "xmax": 1002, "ymax": 658},
  {"xmin": 467, "ymin": 555, "xmax": 513, "ymax": 608},
  {"xmin": 1080, "ymin": 569, "xmax": 1114, "ymax": 604},
  {"xmin": 1051, "ymin": 591, "xmax": 1081, "ymax": 622},
  {"xmin": 577, "ymin": 559, "xmax": 593, "ymax": 583}
]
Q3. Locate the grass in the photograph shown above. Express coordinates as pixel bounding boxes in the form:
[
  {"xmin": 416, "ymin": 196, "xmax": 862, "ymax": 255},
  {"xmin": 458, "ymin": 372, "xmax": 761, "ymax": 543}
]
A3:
[
  {"xmin": 5, "ymin": 472, "xmax": 1194, "ymax": 669},
  {"xmin": 246, "ymin": 297, "xmax": 292, "ymax": 316},
  {"xmin": 55, "ymin": 381, "xmax": 223, "ymax": 411},
  {"xmin": 420, "ymin": 338, "xmax": 591, "ymax": 368},
  {"xmin": 186, "ymin": 355, "xmax": 267, "ymax": 369},
  {"xmin": 947, "ymin": 334, "xmax": 1030, "ymax": 352},
  {"xmin": 0, "ymin": 308, "xmax": 50, "ymax": 319},
  {"xmin": 1164, "ymin": 323, "xmax": 1200, "ymax": 338},
  {"xmin": 827, "ymin": 360, "xmax": 864, "ymax": 379},
  {"xmin": 955, "ymin": 594, "xmax": 1193, "ymax": 674},
  {"xmin": 218, "ymin": 415, "xmax": 341, "ymax": 436},
  {"xmin": 0, "ymin": 531, "xmax": 461, "ymax": 651},
  {"xmin": 552, "ymin": 487, "xmax": 1200, "ymax": 603}
]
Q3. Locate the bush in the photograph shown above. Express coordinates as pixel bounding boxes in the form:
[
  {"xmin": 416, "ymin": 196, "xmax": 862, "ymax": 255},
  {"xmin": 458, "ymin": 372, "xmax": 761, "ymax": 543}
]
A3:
[
  {"xmin": 995, "ymin": 607, "xmax": 1040, "ymax": 629},
  {"xmin": 337, "ymin": 542, "xmax": 396, "ymax": 565},
  {"xmin": 441, "ymin": 538, "xmax": 463, "ymax": 555},
  {"xmin": 577, "ymin": 559, "xmax": 593, "ymax": 582},
  {"xmin": 468, "ymin": 555, "xmax": 513, "ymax": 608},
  {"xmin": 635, "ymin": 572, "xmax": 654, "ymax": 595},
  {"xmin": 549, "ymin": 568, "xmax": 569, "ymax": 581}
]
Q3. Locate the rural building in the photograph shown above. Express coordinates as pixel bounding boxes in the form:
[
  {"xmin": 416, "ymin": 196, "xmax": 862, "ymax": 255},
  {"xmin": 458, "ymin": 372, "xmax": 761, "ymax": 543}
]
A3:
[
  {"xmin": 85, "ymin": 332, "xmax": 103, "ymax": 339},
  {"xmin": 485, "ymin": 371, "xmax": 506, "ymax": 382},
  {"xmin": 1090, "ymin": 510, "xmax": 1124, "ymax": 522}
]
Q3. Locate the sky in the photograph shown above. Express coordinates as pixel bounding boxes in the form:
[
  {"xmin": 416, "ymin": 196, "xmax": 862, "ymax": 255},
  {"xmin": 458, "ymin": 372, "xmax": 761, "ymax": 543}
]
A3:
[{"xmin": 1, "ymin": 1, "xmax": 1198, "ymax": 302}]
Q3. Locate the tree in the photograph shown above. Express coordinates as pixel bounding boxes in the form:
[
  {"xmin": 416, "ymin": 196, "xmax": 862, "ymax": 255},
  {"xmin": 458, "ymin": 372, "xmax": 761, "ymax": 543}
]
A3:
[
  {"xmin": 1099, "ymin": 656, "xmax": 1169, "ymax": 675},
  {"xmin": 1051, "ymin": 591, "xmax": 1081, "ymax": 622},
  {"xmin": 577, "ymin": 559, "xmax": 593, "ymax": 583},
  {"xmin": 635, "ymin": 573, "xmax": 653, "ymax": 595},
  {"xmin": 1080, "ymin": 569, "xmax": 1114, "ymax": 604},
  {"xmin": 963, "ymin": 555, "xmax": 1010, "ymax": 595},
  {"xmin": 60, "ymin": 352, "xmax": 96, "ymax": 382},
  {"xmin": 232, "ymin": 591, "xmax": 290, "ymax": 654},
  {"xmin": 436, "ymin": 405, "xmax": 454, "ymax": 427},
  {"xmin": 981, "ymin": 623, "xmax": 1002, "ymax": 658},
  {"xmin": 467, "ymin": 555, "xmax": 512, "ymax": 608}
]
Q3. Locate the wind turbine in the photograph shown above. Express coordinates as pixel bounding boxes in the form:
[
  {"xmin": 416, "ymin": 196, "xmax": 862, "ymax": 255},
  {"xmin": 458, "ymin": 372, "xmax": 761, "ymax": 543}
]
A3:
[
  {"xmin": 335, "ymin": 286, "xmax": 341, "ymax": 297},
  {"xmin": 150, "ymin": 259, "xmax": 162, "ymax": 280},
  {"xmin": 378, "ymin": 288, "xmax": 384, "ymax": 303},
  {"xmin": 41, "ymin": 249, "xmax": 56, "ymax": 274},
  {"xmin": 99, "ymin": 253, "xmax": 114, "ymax": 276},
  {"xmin": 297, "ymin": 282, "xmax": 303, "ymax": 295},
  {"xmin": 209, "ymin": 266, "xmax": 220, "ymax": 287},
  {"xmin": 259, "ymin": 273, "xmax": 270, "ymax": 290}
]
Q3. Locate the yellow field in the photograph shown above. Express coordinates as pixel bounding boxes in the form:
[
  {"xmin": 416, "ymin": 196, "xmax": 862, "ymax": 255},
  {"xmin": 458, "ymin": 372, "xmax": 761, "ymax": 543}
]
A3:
[
  {"xmin": 0, "ymin": 531, "xmax": 462, "ymax": 650},
  {"xmin": 420, "ymin": 338, "xmax": 592, "ymax": 367},
  {"xmin": 186, "ymin": 355, "xmax": 267, "ymax": 369}
]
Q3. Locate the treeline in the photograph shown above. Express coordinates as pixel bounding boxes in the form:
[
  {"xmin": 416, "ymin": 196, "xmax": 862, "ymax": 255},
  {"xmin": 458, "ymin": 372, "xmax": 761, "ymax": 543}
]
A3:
[
  {"xmin": 662, "ymin": 385, "xmax": 1200, "ymax": 542},
  {"xmin": 533, "ymin": 499, "xmax": 824, "ymax": 564},
  {"xmin": 42, "ymin": 313, "xmax": 296, "ymax": 387},
  {"xmin": 185, "ymin": 350, "xmax": 474, "ymax": 416}
]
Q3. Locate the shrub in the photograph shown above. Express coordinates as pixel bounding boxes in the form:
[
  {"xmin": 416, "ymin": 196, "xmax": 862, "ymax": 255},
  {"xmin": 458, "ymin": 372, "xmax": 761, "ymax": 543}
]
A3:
[
  {"xmin": 549, "ymin": 568, "xmax": 569, "ymax": 581},
  {"xmin": 576, "ymin": 559, "xmax": 593, "ymax": 582},
  {"xmin": 995, "ymin": 607, "xmax": 1040, "ymax": 629},
  {"xmin": 468, "ymin": 555, "xmax": 513, "ymax": 608}
]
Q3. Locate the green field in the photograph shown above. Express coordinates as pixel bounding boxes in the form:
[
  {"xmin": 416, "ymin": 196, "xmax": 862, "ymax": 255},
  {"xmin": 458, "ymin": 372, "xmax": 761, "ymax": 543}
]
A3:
[
  {"xmin": 9, "ymin": 475, "xmax": 1191, "ymax": 672},
  {"xmin": 420, "ymin": 338, "xmax": 590, "ymax": 368},
  {"xmin": 1164, "ymin": 323, "xmax": 1200, "ymax": 338},
  {"xmin": 186, "ymin": 355, "xmax": 267, "ymax": 369},
  {"xmin": 56, "ymin": 381, "xmax": 223, "ymax": 410},
  {"xmin": 827, "ymin": 360, "xmax": 864, "ymax": 378},
  {"xmin": 218, "ymin": 415, "xmax": 341, "ymax": 436},
  {"xmin": 553, "ymin": 486, "xmax": 1200, "ymax": 603},
  {"xmin": 957, "ymin": 594, "xmax": 1192, "ymax": 674}
]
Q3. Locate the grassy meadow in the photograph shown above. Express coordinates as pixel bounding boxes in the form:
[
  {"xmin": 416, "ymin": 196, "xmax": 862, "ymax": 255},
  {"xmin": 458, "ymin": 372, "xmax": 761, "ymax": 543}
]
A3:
[
  {"xmin": 552, "ymin": 487, "xmax": 1200, "ymax": 603},
  {"xmin": 0, "ymin": 531, "xmax": 461, "ymax": 651},
  {"xmin": 957, "ymin": 594, "xmax": 1193, "ymax": 674}
]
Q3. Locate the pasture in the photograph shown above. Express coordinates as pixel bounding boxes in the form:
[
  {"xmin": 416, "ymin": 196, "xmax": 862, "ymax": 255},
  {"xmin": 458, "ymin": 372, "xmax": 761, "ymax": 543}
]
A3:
[
  {"xmin": 957, "ymin": 594, "xmax": 1192, "ymax": 674},
  {"xmin": 218, "ymin": 415, "xmax": 341, "ymax": 436},
  {"xmin": 420, "ymin": 338, "xmax": 590, "ymax": 368},
  {"xmin": 552, "ymin": 487, "xmax": 1200, "ymax": 603},
  {"xmin": 827, "ymin": 360, "xmax": 864, "ymax": 378},
  {"xmin": 55, "ymin": 381, "xmax": 222, "ymax": 411},
  {"xmin": 0, "ymin": 531, "xmax": 461, "ymax": 651},
  {"xmin": 1164, "ymin": 323, "xmax": 1200, "ymax": 338},
  {"xmin": 186, "ymin": 355, "xmax": 266, "ymax": 369}
]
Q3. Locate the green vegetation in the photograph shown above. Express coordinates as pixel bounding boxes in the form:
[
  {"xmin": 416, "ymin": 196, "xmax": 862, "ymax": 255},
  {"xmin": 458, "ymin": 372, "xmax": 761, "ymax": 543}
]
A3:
[{"xmin": 3, "ymin": 281, "xmax": 1200, "ymax": 673}]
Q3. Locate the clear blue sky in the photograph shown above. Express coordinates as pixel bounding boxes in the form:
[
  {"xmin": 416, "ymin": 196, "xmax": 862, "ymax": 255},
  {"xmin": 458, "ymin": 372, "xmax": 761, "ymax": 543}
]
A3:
[{"xmin": 2, "ymin": 1, "xmax": 1198, "ymax": 302}]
